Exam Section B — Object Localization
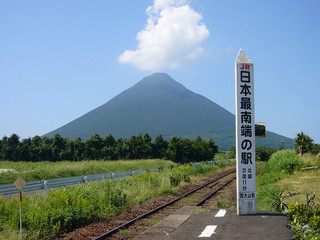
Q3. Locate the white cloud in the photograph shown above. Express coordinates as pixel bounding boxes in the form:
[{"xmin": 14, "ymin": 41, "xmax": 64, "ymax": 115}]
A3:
[
  {"xmin": 118, "ymin": 0, "xmax": 210, "ymax": 71},
  {"xmin": 225, "ymin": 47, "xmax": 234, "ymax": 54}
]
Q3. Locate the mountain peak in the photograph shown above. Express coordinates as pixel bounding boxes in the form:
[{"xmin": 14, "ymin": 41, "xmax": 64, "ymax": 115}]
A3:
[
  {"xmin": 135, "ymin": 73, "xmax": 174, "ymax": 86},
  {"xmin": 135, "ymin": 73, "xmax": 184, "ymax": 87},
  {"xmin": 129, "ymin": 73, "xmax": 189, "ymax": 97},
  {"xmin": 44, "ymin": 73, "xmax": 294, "ymax": 150},
  {"xmin": 146, "ymin": 72, "xmax": 171, "ymax": 79}
]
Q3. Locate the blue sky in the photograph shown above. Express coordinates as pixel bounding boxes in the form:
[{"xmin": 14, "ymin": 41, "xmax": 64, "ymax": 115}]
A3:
[{"xmin": 1, "ymin": 0, "xmax": 319, "ymax": 145}]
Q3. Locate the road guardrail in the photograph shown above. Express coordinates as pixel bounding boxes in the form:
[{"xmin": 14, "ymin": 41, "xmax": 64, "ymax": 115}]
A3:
[{"xmin": 0, "ymin": 159, "xmax": 235, "ymax": 196}]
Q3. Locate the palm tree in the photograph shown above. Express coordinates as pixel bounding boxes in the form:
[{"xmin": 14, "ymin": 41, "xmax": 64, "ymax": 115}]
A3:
[{"xmin": 294, "ymin": 132, "xmax": 313, "ymax": 156}]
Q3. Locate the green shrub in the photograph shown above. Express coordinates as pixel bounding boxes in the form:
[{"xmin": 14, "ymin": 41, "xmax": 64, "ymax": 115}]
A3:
[
  {"xmin": 170, "ymin": 173, "xmax": 181, "ymax": 187},
  {"xmin": 256, "ymin": 146, "xmax": 277, "ymax": 161},
  {"xmin": 156, "ymin": 189, "xmax": 176, "ymax": 196},
  {"xmin": 264, "ymin": 150, "xmax": 302, "ymax": 174},
  {"xmin": 182, "ymin": 173, "xmax": 191, "ymax": 183},
  {"xmin": 133, "ymin": 172, "xmax": 161, "ymax": 188},
  {"xmin": 190, "ymin": 164, "xmax": 205, "ymax": 174},
  {"xmin": 214, "ymin": 151, "xmax": 228, "ymax": 160},
  {"xmin": 288, "ymin": 194, "xmax": 320, "ymax": 239},
  {"xmin": 215, "ymin": 161, "xmax": 227, "ymax": 168},
  {"xmin": 169, "ymin": 171, "xmax": 191, "ymax": 187},
  {"xmin": 270, "ymin": 190, "xmax": 290, "ymax": 212}
]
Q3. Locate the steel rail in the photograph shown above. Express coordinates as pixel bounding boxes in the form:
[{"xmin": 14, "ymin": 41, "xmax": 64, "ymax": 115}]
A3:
[
  {"xmin": 93, "ymin": 169, "xmax": 236, "ymax": 240},
  {"xmin": 196, "ymin": 176, "xmax": 236, "ymax": 206}
]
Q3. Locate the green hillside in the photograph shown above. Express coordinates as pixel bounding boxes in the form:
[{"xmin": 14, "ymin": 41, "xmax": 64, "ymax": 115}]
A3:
[{"xmin": 45, "ymin": 73, "xmax": 294, "ymax": 150}]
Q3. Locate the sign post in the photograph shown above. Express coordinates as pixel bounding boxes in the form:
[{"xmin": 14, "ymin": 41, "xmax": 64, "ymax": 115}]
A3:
[
  {"xmin": 235, "ymin": 49, "xmax": 256, "ymax": 215},
  {"xmin": 14, "ymin": 176, "xmax": 26, "ymax": 233}
]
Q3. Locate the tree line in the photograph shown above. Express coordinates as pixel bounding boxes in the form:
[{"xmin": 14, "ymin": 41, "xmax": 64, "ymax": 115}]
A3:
[
  {"xmin": 0, "ymin": 133, "xmax": 218, "ymax": 163},
  {"xmin": 294, "ymin": 131, "xmax": 320, "ymax": 156}
]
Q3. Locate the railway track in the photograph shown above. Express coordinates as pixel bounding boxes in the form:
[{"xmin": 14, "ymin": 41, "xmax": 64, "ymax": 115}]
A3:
[
  {"xmin": 58, "ymin": 168, "xmax": 236, "ymax": 240},
  {"xmin": 74, "ymin": 168, "xmax": 236, "ymax": 240}
]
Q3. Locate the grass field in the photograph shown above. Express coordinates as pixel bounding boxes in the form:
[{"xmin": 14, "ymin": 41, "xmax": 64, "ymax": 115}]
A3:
[
  {"xmin": 1, "ymin": 150, "xmax": 319, "ymax": 239},
  {"xmin": 0, "ymin": 160, "xmax": 235, "ymax": 240},
  {"xmin": 256, "ymin": 151, "xmax": 320, "ymax": 239},
  {"xmin": 0, "ymin": 159, "xmax": 176, "ymax": 184},
  {"xmin": 257, "ymin": 151, "xmax": 320, "ymax": 211},
  {"xmin": 277, "ymin": 170, "xmax": 320, "ymax": 205}
]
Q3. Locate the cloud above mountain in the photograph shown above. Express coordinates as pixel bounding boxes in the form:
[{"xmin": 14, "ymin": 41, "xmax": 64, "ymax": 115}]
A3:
[{"xmin": 118, "ymin": 0, "xmax": 210, "ymax": 71}]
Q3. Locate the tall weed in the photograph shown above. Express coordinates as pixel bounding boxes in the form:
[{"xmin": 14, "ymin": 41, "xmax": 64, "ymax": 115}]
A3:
[
  {"xmin": 0, "ymin": 159, "xmax": 175, "ymax": 184},
  {"xmin": 0, "ymin": 162, "xmax": 230, "ymax": 239},
  {"xmin": 257, "ymin": 150, "xmax": 301, "ymax": 210},
  {"xmin": 300, "ymin": 153, "xmax": 320, "ymax": 168},
  {"xmin": 262, "ymin": 150, "xmax": 302, "ymax": 174},
  {"xmin": 0, "ymin": 181, "xmax": 129, "ymax": 239}
]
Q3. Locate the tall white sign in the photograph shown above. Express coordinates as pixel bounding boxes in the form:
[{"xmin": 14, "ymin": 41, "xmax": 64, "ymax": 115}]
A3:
[{"xmin": 235, "ymin": 49, "xmax": 256, "ymax": 215}]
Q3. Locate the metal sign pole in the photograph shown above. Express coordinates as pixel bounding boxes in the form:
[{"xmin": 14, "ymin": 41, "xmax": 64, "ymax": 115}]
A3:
[
  {"xmin": 14, "ymin": 176, "xmax": 26, "ymax": 236},
  {"xmin": 20, "ymin": 190, "xmax": 22, "ymax": 233}
]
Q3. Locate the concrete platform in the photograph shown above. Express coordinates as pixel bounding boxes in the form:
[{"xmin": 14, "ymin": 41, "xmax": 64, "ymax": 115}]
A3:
[{"xmin": 134, "ymin": 206, "xmax": 295, "ymax": 240}]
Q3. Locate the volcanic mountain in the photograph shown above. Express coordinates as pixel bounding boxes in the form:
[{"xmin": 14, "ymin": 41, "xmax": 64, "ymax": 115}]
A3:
[{"xmin": 45, "ymin": 73, "xmax": 293, "ymax": 150}]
